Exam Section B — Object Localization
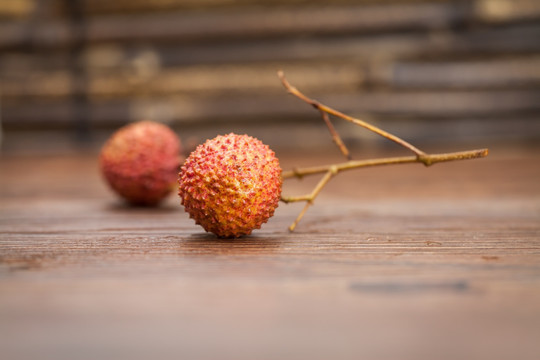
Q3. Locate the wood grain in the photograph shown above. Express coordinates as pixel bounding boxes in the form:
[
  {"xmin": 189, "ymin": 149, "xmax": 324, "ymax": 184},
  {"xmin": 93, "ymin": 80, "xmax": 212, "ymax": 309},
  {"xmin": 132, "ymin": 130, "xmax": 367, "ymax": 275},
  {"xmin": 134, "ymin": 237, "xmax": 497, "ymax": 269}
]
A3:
[{"xmin": 1, "ymin": 147, "xmax": 539, "ymax": 360}]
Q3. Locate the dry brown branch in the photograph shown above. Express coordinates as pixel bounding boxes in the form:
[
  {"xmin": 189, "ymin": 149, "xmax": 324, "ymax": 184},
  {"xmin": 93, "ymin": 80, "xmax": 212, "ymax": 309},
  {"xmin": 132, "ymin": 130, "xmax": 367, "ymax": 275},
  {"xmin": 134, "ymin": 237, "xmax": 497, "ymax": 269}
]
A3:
[
  {"xmin": 278, "ymin": 70, "xmax": 489, "ymax": 232},
  {"xmin": 319, "ymin": 109, "xmax": 351, "ymax": 160}
]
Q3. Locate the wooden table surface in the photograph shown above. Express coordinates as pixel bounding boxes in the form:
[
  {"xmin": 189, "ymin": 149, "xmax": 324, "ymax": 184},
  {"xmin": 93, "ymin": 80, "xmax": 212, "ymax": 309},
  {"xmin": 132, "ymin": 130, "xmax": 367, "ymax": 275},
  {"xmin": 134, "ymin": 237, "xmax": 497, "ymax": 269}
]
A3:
[{"xmin": 1, "ymin": 146, "xmax": 539, "ymax": 360}]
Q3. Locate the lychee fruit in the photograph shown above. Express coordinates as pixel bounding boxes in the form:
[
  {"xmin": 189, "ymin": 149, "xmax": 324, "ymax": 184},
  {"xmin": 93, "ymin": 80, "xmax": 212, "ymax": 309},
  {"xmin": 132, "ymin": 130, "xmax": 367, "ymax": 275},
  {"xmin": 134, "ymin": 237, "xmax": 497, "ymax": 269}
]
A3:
[
  {"xmin": 178, "ymin": 133, "xmax": 282, "ymax": 238},
  {"xmin": 100, "ymin": 121, "xmax": 182, "ymax": 206}
]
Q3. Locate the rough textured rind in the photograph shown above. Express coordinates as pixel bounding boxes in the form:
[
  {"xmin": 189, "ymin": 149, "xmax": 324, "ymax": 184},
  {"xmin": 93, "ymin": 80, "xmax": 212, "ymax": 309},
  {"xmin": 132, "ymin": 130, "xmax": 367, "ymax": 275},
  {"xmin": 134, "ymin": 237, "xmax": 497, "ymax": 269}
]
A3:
[
  {"xmin": 100, "ymin": 121, "xmax": 181, "ymax": 205},
  {"xmin": 178, "ymin": 133, "xmax": 282, "ymax": 238}
]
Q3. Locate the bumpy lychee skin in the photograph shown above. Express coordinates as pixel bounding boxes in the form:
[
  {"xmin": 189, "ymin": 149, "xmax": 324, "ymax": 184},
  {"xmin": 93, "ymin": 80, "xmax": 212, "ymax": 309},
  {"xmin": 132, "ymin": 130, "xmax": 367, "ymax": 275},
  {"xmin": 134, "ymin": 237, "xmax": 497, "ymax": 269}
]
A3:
[
  {"xmin": 178, "ymin": 133, "xmax": 282, "ymax": 238},
  {"xmin": 100, "ymin": 121, "xmax": 181, "ymax": 206}
]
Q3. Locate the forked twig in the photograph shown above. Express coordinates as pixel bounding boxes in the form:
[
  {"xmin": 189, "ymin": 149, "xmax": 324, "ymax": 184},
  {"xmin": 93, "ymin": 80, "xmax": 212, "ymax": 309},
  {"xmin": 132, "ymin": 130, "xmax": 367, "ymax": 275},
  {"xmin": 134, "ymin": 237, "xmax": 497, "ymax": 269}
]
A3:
[
  {"xmin": 278, "ymin": 71, "xmax": 428, "ymax": 160},
  {"xmin": 319, "ymin": 110, "xmax": 351, "ymax": 160},
  {"xmin": 278, "ymin": 70, "xmax": 489, "ymax": 232}
]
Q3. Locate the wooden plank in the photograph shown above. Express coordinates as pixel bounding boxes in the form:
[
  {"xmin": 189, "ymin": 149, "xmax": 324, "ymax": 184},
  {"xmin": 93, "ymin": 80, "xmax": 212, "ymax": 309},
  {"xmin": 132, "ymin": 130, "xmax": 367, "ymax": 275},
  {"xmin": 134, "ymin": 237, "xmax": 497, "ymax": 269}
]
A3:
[
  {"xmin": 381, "ymin": 56, "xmax": 540, "ymax": 89},
  {"xmin": 82, "ymin": 0, "xmax": 455, "ymax": 14},
  {"xmin": 474, "ymin": 0, "xmax": 540, "ymax": 23},
  {"xmin": 0, "ymin": 0, "xmax": 35, "ymax": 19},
  {"xmin": 2, "ymin": 23, "xmax": 539, "ymax": 81},
  {"xmin": 3, "ymin": 55, "xmax": 540, "ymax": 101},
  {"xmin": 87, "ymin": 3, "xmax": 462, "ymax": 42},
  {"xmin": 3, "ymin": 24, "xmax": 540, "ymax": 87},
  {"xmin": 0, "ymin": 62, "xmax": 365, "ymax": 99},
  {"xmin": 0, "ymin": 149, "xmax": 539, "ymax": 360},
  {"xmin": 0, "ymin": 2, "xmax": 463, "ymax": 49},
  {"xmin": 1, "ymin": 115, "xmax": 539, "ymax": 155},
  {"xmin": 3, "ymin": 89, "xmax": 540, "ymax": 126}
]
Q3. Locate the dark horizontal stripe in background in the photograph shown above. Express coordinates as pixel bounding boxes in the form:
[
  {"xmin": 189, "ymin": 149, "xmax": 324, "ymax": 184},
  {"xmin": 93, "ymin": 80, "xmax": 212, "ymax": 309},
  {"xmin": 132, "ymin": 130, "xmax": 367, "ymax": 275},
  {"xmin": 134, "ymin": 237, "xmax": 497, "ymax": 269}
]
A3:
[{"xmin": 350, "ymin": 280, "xmax": 469, "ymax": 294}]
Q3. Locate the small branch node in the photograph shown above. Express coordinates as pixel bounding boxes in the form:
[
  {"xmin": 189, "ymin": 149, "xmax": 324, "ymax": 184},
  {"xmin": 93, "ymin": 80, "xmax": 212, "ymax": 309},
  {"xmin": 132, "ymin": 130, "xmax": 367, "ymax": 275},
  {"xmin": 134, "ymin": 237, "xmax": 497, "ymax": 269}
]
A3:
[
  {"xmin": 418, "ymin": 154, "xmax": 433, "ymax": 167},
  {"xmin": 293, "ymin": 168, "xmax": 304, "ymax": 180}
]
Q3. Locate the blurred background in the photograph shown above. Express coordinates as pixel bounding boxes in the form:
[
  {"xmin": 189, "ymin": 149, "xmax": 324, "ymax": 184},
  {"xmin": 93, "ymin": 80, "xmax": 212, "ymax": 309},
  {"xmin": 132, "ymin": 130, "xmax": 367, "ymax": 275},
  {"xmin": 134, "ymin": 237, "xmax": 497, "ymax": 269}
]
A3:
[{"xmin": 1, "ymin": 0, "xmax": 539, "ymax": 155}]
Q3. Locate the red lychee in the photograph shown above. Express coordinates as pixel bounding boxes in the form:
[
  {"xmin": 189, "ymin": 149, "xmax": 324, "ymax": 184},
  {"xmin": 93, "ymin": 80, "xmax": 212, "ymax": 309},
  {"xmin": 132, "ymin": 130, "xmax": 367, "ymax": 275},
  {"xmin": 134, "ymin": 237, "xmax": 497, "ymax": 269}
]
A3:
[
  {"xmin": 100, "ymin": 121, "xmax": 181, "ymax": 206},
  {"xmin": 178, "ymin": 133, "xmax": 282, "ymax": 238}
]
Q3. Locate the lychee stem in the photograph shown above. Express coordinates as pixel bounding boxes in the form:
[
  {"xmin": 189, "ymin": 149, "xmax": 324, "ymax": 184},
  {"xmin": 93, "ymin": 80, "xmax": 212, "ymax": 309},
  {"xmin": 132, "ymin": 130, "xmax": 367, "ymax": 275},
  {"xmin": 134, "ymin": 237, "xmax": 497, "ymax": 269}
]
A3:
[
  {"xmin": 319, "ymin": 109, "xmax": 351, "ymax": 160},
  {"xmin": 282, "ymin": 166, "xmax": 338, "ymax": 232},
  {"xmin": 282, "ymin": 149, "xmax": 489, "ymax": 180},
  {"xmin": 278, "ymin": 70, "xmax": 427, "ymax": 159},
  {"xmin": 281, "ymin": 150, "xmax": 487, "ymax": 231},
  {"xmin": 277, "ymin": 70, "xmax": 489, "ymax": 231}
]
